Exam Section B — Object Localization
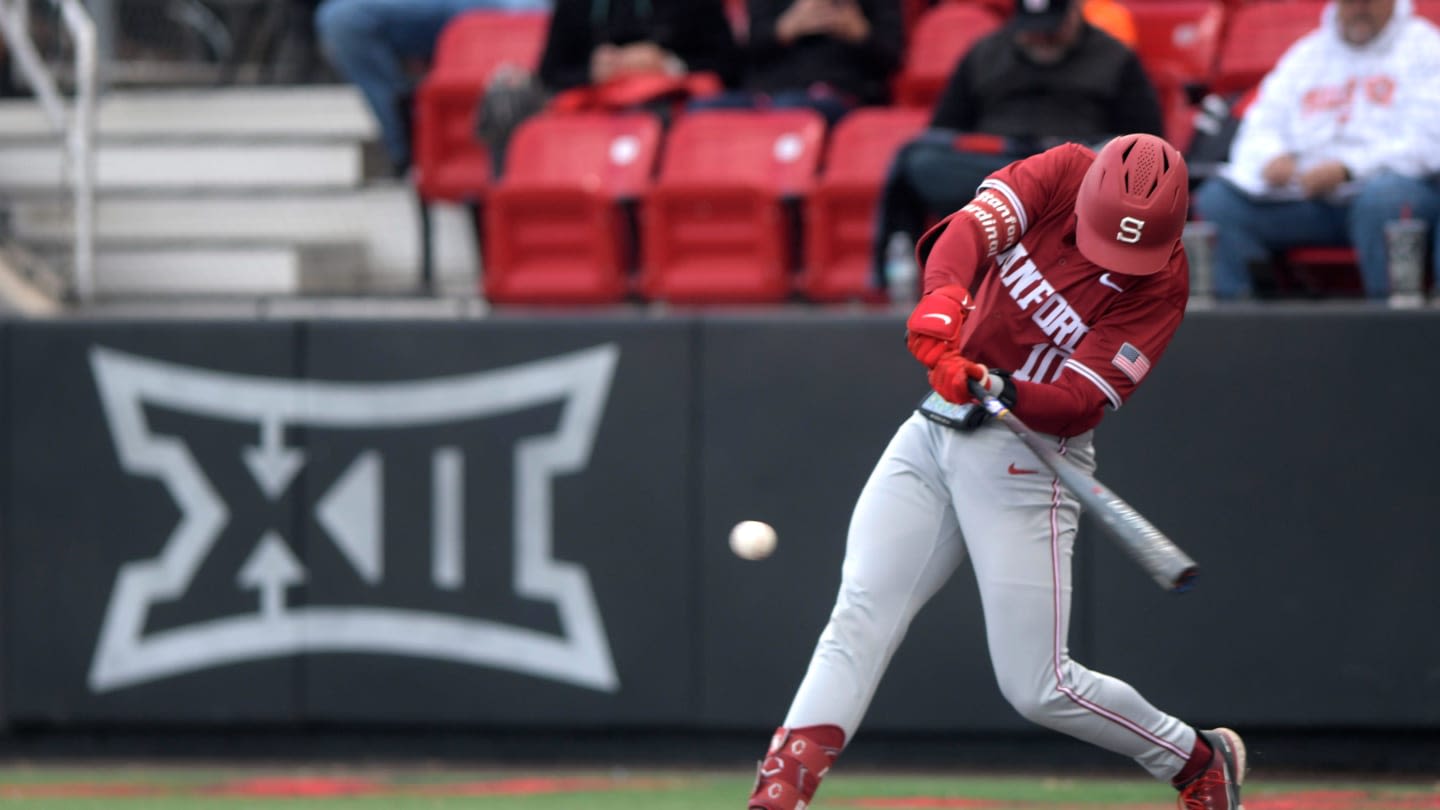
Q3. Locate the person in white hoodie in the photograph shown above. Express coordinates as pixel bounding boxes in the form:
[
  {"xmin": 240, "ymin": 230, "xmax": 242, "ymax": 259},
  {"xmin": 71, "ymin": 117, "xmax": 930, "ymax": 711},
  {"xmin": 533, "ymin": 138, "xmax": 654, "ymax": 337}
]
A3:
[{"xmin": 1193, "ymin": 0, "xmax": 1440, "ymax": 299}]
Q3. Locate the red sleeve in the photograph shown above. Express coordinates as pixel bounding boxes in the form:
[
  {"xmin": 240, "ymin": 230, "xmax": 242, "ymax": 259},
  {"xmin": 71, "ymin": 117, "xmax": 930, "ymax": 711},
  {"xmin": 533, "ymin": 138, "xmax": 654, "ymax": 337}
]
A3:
[
  {"xmin": 917, "ymin": 144, "xmax": 1097, "ymax": 294},
  {"xmin": 1011, "ymin": 274, "xmax": 1187, "ymax": 436}
]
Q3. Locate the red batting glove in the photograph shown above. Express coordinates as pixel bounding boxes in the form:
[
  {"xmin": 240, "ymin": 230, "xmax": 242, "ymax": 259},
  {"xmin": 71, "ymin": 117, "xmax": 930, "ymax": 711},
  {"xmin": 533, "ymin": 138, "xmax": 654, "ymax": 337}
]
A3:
[
  {"xmin": 905, "ymin": 284, "xmax": 974, "ymax": 369},
  {"xmin": 928, "ymin": 351, "xmax": 988, "ymax": 404}
]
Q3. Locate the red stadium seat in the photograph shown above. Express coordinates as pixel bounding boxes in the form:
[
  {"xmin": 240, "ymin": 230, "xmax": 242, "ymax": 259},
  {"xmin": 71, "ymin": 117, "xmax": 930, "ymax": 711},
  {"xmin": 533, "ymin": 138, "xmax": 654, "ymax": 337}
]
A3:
[
  {"xmin": 1120, "ymin": 0, "xmax": 1225, "ymax": 149},
  {"xmin": 639, "ymin": 109, "xmax": 827, "ymax": 304},
  {"xmin": 1282, "ymin": 247, "xmax": 1362, "ymax": 297},
  {"xmin": 801, "ymin": 107, "xmax": 930, "ymax": 302},
  {"xmin": 482, "ymin": 112, "xmax": 662, "ymax": 304},
  {"xmin": 895, "ymin": 3, "xmax": 1005, "ymax": 109},
  {"xmin": 413, "ymin": 10, "xmax": 550, "ymax": 203},
  {"xmin": 1210, "ymin": 1, "xmax": 1324, "ymax": 95}
]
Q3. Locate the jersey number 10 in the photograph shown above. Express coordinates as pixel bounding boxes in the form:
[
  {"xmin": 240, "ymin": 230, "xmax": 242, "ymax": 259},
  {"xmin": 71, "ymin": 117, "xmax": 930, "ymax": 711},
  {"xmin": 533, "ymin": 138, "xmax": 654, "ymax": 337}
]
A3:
[{"xmin": 1016, "ymin": 343, "xmax": 1068, "ymax": 383}]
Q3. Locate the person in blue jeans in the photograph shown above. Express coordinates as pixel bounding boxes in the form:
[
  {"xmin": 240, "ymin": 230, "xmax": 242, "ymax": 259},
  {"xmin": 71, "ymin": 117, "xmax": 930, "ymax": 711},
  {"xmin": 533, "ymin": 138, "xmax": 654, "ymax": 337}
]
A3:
[
  {"xmin": 1192, "ymin": 174, "xmax": 1440, "ymax": 299},
  {"xmin": 315, "ymin": 0, "xmax": 551, "ymax": 177},
  {"xmin": 1190, "ymin": 0, "xmax": 1440, "ymax": 299}
]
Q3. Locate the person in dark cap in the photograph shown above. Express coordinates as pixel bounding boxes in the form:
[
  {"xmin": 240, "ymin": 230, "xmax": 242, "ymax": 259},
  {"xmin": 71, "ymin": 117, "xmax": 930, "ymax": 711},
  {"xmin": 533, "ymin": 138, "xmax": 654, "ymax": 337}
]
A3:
[{"xmin": 871, "ymin": 0, "xmax": 1163, "ymax": 295}]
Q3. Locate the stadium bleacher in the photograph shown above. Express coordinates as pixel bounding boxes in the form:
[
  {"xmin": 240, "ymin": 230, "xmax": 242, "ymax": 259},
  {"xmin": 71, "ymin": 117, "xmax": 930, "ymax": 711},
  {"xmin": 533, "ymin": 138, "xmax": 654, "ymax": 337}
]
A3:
[
  {"xmin": 482, "ymin": 112, "xmax": 662, "ymax": 304},
  {"xmin": 413, "ymin": 10, "xmax": 551, "ymax": 205},
  {"xmin": 409, "ymin": 0, "xmax": 1436, "ymax": 304},
  {"xmin": 639, "ymin": 109, "xmax": 826, "ymax": 303},
  {"xmin": 802, "ymin": 106, "xmax": 930, "ymax": 303},
  {"xmin": 893, "ymin": 3, "xmax": 1005, "ymax": 110}
]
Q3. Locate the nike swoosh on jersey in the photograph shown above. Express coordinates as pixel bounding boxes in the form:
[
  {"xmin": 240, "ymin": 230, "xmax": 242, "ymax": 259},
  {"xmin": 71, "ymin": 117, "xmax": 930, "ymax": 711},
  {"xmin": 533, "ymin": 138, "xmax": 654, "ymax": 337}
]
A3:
[
  {"xmin": 1007, "ymin": 463, "xmax": 1038, "ymax": 475},
  {"xmin": 921, "ymin": 313, "xmax": 953, "ymax": 325},
  {"xmin": 1098, "ymin": 273, "xmax": 1123, "ymax": 292}
]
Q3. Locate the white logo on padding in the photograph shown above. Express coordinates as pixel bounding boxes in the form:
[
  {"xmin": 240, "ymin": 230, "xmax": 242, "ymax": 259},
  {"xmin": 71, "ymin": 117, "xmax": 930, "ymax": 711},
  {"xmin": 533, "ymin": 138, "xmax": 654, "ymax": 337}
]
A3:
[
  {"xmin": 88, "ymin": 344, "xmax": 620, "ymax": 694},
  {"xmin": 609, "ymin": 135, "xmax": 641, "ymax": 165},
  {"xmin": 1116, "ymin": 216, "xmax": 1146, "ymax": 244},
  {"xmin": 773, "ymin": 133, "xmax": 804, "ymax": 162}
]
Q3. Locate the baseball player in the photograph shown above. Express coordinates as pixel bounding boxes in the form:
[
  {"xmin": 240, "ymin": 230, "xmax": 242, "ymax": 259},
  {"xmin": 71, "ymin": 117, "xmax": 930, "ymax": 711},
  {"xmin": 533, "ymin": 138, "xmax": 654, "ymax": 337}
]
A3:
[{"xmin": 746, "ymin": 134, "xmax": 1245, "ymax": 810}]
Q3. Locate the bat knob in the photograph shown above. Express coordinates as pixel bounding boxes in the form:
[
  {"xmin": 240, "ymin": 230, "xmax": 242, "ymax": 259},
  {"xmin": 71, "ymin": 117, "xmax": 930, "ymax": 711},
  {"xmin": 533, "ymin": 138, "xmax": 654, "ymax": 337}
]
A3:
[{"xmin": 1172, "ymin": 566, "xmax": 1199, "ymax": 594}]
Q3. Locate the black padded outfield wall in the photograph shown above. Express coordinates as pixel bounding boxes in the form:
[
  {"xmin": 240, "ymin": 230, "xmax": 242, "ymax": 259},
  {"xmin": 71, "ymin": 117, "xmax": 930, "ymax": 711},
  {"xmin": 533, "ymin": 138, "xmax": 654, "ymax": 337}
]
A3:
[
  {"xmin": 1, "ymin": 310, "xmax": 1437, "ymax": 732},
  {"xmin": 1084, "ymin": 309, "xmax": 1440, "ymax": 729},
  {"xmin": 6, "ymin": 322, "xmax": 305, "ymax": 726},
  {"xmin": 3, "ymin": 320, "xmax": 696, "ymax": 727}
]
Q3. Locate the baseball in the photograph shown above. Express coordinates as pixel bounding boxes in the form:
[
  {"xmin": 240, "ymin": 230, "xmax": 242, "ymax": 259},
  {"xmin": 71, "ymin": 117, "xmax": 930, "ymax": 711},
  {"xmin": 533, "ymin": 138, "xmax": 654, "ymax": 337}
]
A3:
[{"xmin": 729, "ymin": 520, "xmax": 778, "ymax": 560}]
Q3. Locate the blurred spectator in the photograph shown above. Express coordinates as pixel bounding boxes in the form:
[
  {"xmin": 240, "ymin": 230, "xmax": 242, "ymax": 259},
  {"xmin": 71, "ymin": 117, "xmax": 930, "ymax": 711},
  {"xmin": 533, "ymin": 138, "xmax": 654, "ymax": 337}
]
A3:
[
  {"xmin": 475, "ymin": 0, "xmax": 739, "ymax": 174},
  {"xmin": 537, "ymin": 0, "xmax": 740, "ymax": 94},
  {"xmin": 872, "ymin": 0, "xmax": 1162, "ymax": 291},
  {"xmin": 686, "ymin": 0, "xmax": 905, "ymax": 125},
  {"xmin": 315, "ymin": 0, "xmax": 552, "ymax": 177},
  {"xmin": 1192, "ymin": 0, "xmax": 1440, "ymax": 300}
]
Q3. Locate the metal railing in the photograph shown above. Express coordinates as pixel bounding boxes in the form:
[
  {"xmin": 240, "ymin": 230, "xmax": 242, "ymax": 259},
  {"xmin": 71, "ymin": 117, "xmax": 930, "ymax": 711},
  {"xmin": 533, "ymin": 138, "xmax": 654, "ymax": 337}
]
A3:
[{"xmin": 0, "ymin": 0, "xmax": 96, "ymax": 302}]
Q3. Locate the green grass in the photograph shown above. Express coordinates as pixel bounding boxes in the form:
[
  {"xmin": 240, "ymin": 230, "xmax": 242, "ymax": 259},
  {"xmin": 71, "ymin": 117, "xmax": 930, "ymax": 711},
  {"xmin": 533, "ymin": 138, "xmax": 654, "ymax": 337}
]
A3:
[{"xmin": 0, "ymin": 765, "xmax": 1434, "ymax": 809}]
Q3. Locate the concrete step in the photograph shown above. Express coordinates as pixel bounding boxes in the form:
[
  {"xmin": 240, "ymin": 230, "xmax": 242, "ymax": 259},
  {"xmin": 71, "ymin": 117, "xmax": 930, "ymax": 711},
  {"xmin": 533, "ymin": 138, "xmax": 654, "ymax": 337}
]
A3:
[
  {"xmin": 11, "ymin": 185, "xmax": 481, "ymax": 288},
  {"xmin": 0, "ymin": 85, "xmax": 492, "ymax": 299},
  {"xmin": 39, "ymin": 240, "xmax": 369, "ymax": 298},
  {"xmin": 0, "ymin": 84, "xmax": 376, "ymax": 140},
  {"xmin": 0, "ymin": 140, "xmax": 363, "ymax": 192},
  {"xmin": 73, "ymin": 295, "xmax": 494, "ymax": 320}
]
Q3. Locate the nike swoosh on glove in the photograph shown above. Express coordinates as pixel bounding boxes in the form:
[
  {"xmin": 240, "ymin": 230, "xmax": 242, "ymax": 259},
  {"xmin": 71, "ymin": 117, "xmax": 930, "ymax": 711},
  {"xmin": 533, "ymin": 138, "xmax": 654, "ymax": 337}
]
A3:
[
  {"xmin": 927, "ymin": 351, "xmax": 990, "ymax": 404},
  {"xmin": 905, "ymin": 284, "xmax": 974, "ymax": 369}
]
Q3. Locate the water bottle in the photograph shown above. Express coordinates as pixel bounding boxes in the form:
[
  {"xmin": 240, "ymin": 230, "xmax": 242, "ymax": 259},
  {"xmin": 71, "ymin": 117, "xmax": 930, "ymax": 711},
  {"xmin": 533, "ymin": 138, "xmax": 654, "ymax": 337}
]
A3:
[
  {"xmin": 1181, "ymin": 220, "xmax": 1217, "ymax": 304},
  {"xmin": 1384, "ymin": 217, "xmax": 1428, "ymax": 308},
  {"xmin": 884, "ymin": 232, "xmax": 918, "ymax": 306}
]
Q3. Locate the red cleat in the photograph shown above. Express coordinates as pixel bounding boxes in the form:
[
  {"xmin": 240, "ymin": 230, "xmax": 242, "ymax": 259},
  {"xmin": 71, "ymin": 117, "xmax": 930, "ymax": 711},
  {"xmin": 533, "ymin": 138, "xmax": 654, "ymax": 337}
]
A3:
[
  {"xmin": 747, "ymin": 726, "xmax": 842, "ymax": 810},
  {"xmin": 1177, "ymin": 728, "xmax": 1247, "ymax": 810}
]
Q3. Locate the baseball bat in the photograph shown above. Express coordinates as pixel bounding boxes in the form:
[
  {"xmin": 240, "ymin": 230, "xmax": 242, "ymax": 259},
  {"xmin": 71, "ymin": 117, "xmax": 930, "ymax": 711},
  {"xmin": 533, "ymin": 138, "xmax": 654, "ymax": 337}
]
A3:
[{"xmin": 967, "ymin": 379, "xmax": 1199, "ymax": 593}]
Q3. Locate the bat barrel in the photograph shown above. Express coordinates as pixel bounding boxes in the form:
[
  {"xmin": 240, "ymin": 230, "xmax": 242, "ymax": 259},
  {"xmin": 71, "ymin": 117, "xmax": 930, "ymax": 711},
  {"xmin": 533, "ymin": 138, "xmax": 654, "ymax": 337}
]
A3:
[{"xmin": 965, "ymin": 377, "xmax": 1200, "ymax": 595}]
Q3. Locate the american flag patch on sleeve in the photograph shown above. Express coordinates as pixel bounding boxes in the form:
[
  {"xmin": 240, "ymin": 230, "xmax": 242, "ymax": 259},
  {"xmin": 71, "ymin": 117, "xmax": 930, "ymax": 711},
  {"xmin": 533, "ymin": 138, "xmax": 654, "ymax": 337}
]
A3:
[{"xmin": 1111, "ymin": 342, "xmax": 1152, "ymax": 383}]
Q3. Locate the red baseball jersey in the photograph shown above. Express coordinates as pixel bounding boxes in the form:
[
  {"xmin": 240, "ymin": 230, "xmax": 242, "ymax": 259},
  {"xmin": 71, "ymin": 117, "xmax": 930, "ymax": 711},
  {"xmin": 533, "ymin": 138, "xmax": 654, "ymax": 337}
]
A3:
[{"xmin": 917, "ymin": 143, "xmax": 1189, "ymax": 436}]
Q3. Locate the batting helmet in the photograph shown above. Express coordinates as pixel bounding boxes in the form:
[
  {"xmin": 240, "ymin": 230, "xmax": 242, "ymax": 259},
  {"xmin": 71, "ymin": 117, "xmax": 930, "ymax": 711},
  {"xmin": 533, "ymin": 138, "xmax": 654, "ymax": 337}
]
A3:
[{"xmin": 1074, "ymin": 133, "xmax": 1189, "ymax": 276}]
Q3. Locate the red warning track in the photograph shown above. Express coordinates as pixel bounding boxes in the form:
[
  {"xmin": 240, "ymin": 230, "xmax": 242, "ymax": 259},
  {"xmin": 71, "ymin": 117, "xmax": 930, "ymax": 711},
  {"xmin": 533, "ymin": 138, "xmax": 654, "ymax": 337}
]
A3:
[
  {"xmin": 4, "ymin": 779, "xmax": 1436, "ymax": 807},
  {"xmin": 842, "ymin": 791, "xmax": 1440, "ymax": 810},
  {"xmin": 0, "ymin": 774, "xmax": 678, "ymax": 799}
]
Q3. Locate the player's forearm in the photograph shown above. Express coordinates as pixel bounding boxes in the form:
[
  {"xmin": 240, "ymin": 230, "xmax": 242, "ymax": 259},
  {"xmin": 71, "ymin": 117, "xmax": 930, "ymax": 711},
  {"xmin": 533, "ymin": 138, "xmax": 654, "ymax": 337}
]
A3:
[{"xmin": 1008, "ymin": 377, "xmax": 1107, "ymax": 437}]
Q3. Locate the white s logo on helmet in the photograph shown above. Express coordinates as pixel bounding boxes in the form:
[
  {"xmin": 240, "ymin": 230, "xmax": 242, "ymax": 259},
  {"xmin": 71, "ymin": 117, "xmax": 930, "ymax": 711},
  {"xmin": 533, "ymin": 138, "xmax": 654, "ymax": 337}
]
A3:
[{"xmin": 1116, "ymin": 216, "xmax": 1146, "ymax": 244}]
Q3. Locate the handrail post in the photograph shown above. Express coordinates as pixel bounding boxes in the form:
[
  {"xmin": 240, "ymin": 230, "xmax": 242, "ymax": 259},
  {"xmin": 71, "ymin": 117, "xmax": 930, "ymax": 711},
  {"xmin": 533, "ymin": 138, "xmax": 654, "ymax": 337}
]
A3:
[
  {"xmin": 61, "ymin": 0, "xmax": 97, "ymax": 303},
  {"xmin": 0, "ymin": 0, "xmax": 98, "ymax": 304}
]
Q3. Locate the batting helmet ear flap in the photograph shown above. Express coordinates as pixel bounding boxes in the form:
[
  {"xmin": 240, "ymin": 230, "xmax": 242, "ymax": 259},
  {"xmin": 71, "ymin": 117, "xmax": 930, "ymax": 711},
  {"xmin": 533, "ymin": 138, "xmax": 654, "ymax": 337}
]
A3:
[{"xmin": 1074, "ymin": 133, "xmax": 1189, "ymax": 276}]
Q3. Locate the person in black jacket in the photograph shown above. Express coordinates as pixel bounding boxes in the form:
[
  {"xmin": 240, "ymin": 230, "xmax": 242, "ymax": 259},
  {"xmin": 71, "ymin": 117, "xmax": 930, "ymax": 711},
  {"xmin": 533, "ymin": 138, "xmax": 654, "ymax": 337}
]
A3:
[
  {"xmin": 477, "ymin": 0, "xmax": 739, "ymax": 175},
  {"xmin": 538, "ymin": 0, "xmax": 740, "ymax": 92},
  {"xmin": 688, "ymin": 0, "xmax": 903, "ymax": 125},
  {"xmin": 872, "ymin": 0, "xmax": 1163, "ymax": 293}
]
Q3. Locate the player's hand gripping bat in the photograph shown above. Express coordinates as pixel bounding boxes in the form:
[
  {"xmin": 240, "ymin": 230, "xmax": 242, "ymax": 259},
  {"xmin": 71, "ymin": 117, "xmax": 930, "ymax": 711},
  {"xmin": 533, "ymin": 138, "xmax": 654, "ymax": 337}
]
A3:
[{"xmin": 967, "ymin": 378, "xmax": 1199, "ymax": 593}]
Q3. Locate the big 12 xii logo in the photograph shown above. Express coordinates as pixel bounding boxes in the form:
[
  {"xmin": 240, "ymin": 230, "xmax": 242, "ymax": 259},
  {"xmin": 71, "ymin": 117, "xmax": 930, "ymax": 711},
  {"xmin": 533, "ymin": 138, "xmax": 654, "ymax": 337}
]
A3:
[{"xmin": 87, "ymin": 344, "xmax": 620, "ymax": 695}]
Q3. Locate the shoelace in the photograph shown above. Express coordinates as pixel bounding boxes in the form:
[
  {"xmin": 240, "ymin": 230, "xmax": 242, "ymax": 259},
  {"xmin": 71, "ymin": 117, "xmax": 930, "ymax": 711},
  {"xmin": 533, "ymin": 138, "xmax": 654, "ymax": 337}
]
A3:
[{"xmin": 1177, "ymin": 770, "xmax": 1230, "ymax": 810}]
